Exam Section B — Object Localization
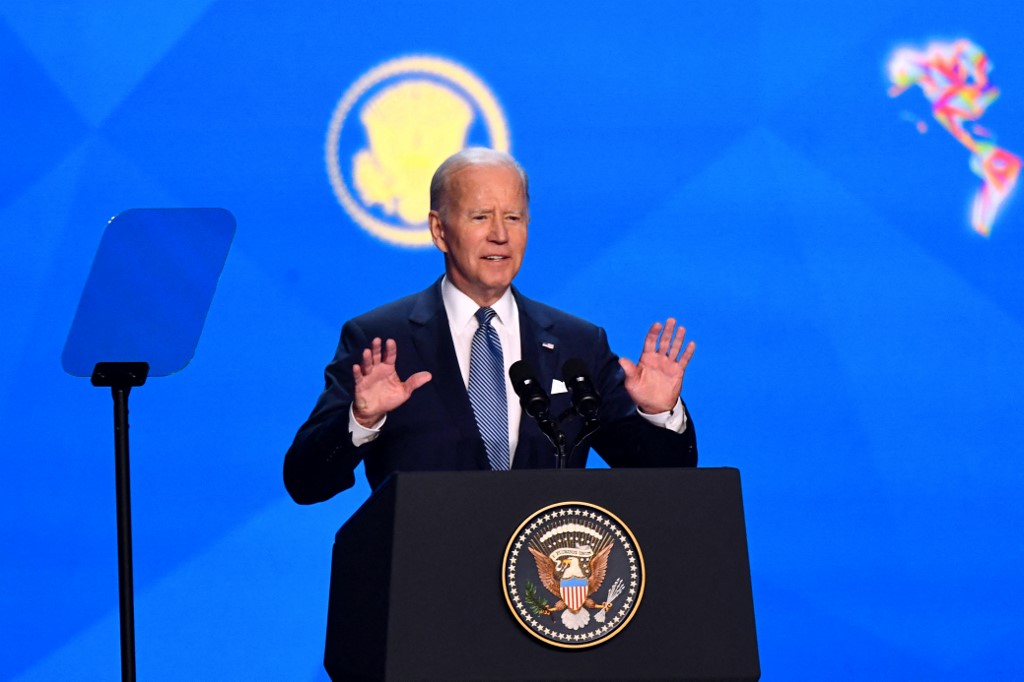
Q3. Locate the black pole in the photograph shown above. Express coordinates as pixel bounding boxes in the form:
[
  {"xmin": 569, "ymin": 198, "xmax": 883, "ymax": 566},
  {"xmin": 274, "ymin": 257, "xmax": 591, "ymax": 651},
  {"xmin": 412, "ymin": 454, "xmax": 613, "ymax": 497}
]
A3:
[
  {"xmin": 93, "ymin": 362, "xmax": 148, "ymax": 682},
  {"xmin": 112, "ymin": 384, "xmax": 136, "ymax": 682}
]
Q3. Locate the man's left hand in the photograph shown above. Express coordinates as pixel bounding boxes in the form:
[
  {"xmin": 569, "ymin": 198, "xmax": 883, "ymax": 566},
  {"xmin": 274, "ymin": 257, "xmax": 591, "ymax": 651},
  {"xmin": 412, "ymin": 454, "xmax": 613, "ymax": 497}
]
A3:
[{"xmin": 619, "ymin": 318, "xmax": 695, "ymax": 414}]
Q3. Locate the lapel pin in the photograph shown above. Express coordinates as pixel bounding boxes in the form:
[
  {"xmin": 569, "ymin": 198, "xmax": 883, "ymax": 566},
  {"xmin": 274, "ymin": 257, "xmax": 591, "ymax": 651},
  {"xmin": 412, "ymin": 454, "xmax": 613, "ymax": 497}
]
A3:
[{"xmin": 542, "ymin": 342, "xmax": 555, "ymax": 350}]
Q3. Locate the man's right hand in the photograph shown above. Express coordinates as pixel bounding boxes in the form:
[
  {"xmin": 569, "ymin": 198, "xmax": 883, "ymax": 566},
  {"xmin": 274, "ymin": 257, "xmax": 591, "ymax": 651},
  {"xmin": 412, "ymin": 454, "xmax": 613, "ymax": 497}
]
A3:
[{"xmin": 351, "ymin": 337, "xmax": 432, "ymax": 427}]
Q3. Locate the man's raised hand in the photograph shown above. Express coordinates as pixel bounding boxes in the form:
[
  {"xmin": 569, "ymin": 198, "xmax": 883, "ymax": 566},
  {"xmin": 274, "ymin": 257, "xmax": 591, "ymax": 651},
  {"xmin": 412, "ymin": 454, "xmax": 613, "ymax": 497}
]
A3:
[
  {"xmin": 618, "ymin": 318, "xmax": 695, "ymax": 414},
  {"xmin": 352, "ymin": 337, "xmax": 432, "ymax": 427}
]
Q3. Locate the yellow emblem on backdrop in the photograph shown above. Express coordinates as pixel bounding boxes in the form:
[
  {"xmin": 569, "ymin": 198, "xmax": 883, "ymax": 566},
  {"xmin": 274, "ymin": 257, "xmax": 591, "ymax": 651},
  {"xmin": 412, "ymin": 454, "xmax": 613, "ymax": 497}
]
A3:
[
  {"xmin": 353, "ymin": 81, "xmax": 474, "ymax": 225},
  {"xmin": 326, "ymin": 56, "xmax": 510, "ymax": 247}
]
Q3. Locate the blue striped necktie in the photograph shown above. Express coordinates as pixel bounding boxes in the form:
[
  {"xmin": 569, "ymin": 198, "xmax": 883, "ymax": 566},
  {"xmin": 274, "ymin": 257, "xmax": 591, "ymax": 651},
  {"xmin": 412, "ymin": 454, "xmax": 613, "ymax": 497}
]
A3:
[{"xmin": 468, "ymin": 307, "xmax": 510, "ymax": 471}]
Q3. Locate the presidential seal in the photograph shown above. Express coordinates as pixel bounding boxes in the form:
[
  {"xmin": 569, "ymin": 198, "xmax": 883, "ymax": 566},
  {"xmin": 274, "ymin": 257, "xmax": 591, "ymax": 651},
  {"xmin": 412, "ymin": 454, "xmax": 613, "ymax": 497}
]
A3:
[
  {"xmin": 325, "ymin": 55, "xmax": 510, "ymax": 247},
  {"xmin": 502, "ymin": 502, "xmax": 645, "ymax": 648}
]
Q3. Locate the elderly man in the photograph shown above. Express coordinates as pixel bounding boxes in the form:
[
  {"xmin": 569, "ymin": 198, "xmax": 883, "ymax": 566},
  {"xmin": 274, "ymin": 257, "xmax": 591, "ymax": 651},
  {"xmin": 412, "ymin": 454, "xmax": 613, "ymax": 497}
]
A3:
[{"xmin": 284, "ymin": 148, "xmax": 696, "ymax": 504}]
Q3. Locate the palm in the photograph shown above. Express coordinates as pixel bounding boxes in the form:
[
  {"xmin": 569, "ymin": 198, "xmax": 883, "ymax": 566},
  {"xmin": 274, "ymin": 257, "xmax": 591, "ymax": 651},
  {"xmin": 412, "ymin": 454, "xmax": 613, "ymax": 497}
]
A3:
[
  {"xmin": 619, "ymin": 319, "xmax": 694, "ymax": 414},
  {"xmin": 352, "ymin": 338, "xmax": 431, "ymax": 426}
]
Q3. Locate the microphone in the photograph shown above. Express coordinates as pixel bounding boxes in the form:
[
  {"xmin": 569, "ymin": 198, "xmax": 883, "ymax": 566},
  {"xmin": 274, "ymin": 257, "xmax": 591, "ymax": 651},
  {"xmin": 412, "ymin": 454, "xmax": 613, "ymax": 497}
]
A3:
[
  {"xmin": 562, "ymin": 358, "xmax": 601, "ymax": 423},
  {"xmin": 510, "ymin": 360, "xmax": 567, "ymax": 465},
  {"xmin": 509, "ymin": 360, "xmax": 551, "ymax": 420}
]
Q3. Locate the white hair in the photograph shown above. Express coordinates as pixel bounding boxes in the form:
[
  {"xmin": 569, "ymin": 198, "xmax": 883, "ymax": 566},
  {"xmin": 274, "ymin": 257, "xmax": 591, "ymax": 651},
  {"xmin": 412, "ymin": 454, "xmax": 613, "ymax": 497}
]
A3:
[{"xmin": 429, "ymin": 147, "xmax": 530, "ymax": 217}]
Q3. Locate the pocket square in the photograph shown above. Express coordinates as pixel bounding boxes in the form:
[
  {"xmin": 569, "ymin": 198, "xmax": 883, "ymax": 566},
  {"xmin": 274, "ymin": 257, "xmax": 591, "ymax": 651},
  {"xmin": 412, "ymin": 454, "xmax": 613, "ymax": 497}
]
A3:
[{"xmin": 551, "ymin": 379, "xmax": 567, "ymax": 395}]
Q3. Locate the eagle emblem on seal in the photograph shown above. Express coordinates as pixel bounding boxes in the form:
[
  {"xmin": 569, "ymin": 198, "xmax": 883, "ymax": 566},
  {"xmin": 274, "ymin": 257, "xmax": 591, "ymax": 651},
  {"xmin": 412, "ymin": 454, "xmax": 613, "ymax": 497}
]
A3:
[{"xmin": 529, "ymin": 536, "xmax": 615, "ymax": 630}]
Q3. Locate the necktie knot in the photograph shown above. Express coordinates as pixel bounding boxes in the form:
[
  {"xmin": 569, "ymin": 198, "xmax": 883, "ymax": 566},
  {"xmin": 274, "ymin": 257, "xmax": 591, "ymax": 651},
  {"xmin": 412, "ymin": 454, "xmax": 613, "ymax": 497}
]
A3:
[{"xmin": 476, "ymin": 307, "xmax": 497, "ymax": 326}]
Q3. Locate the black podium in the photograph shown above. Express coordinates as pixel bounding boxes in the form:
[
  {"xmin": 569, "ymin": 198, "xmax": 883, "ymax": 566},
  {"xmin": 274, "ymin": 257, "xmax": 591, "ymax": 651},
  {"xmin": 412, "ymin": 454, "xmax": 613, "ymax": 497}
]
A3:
[{"xmin": 325, "ymin": 468, "xmax": 759, "ymax": 681}]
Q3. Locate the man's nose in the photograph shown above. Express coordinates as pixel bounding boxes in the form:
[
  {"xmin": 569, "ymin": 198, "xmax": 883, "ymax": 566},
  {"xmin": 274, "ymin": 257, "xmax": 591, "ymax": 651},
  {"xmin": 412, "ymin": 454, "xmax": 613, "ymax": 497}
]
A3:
[{"xmin": 489, "ymin": 219, "xmax": 509, "ymax": 242}]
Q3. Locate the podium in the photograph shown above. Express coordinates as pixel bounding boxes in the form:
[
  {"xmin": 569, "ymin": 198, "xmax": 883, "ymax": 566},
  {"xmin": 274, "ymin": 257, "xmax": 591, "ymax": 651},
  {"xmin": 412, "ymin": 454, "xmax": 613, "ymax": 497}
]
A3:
[{"xmin": 325, "ymin": 468, "xmax": 759, "ymax": 681}]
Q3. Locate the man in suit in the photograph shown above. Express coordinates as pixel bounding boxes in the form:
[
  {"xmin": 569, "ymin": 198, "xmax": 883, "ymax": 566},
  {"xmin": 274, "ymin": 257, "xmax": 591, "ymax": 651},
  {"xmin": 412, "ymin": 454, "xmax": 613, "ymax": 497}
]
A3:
[{"xmin": 284, "ymin": 148, "xmax": 696, "ymax": 504}]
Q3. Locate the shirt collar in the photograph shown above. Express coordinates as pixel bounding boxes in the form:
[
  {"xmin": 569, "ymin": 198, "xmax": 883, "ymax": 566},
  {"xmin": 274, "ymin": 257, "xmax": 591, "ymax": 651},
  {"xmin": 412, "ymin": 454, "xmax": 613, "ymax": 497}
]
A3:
[{"xmin": 441, "ymin": 276, "xmax": 516, "ymax": 331}]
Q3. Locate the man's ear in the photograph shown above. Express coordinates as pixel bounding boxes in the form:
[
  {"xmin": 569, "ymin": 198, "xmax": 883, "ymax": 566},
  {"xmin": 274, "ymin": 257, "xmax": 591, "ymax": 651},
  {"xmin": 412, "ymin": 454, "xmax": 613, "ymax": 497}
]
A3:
[{"xmin": 428, "ymin": 210, "xmax": 448, "ymax": 253}]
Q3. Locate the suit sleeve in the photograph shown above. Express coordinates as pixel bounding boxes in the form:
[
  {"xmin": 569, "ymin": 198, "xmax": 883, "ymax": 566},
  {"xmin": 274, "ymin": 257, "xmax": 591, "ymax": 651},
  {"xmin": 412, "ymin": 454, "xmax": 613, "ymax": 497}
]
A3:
[
  {"xmin": 586, "ymin": 326, "xmax": 698, "ymax": 468},
  {"xmin": 283, "ymin": 320, "xmax": 375, "ymax": 504}
]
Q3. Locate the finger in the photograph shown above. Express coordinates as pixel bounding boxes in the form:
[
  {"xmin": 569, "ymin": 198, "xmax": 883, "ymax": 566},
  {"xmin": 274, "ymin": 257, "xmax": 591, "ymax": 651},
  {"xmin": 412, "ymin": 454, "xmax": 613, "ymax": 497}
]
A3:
[
  {"xmin": 352, "ymin": 363, "xmax": 364, "ymax": 383},
  {"xmin": 668, "ymin": 323, "xmax": 686, "ymax": 360},
  {"xmin": 405, "ymin": 371, "xmax": 433, "ymax": 392},
  {"xmin": 678, "ymin": 340, "xmax": 696, "ymax": 369},
  {"xmin": 642, "ymin": 322, "xmax": 662, "ymax": 356},
  {"xmin": 359, "ymin": 347, "xmax": 374, "ymax": 374},
  {"xmin": 618, "ymin": 357, "xmax": 637, "ymax": 380},
  {"xmin": 660, "ymin": 318, "xmax": 678, "ymax": 355},
  {"xmin": 370, "ymin": 337, "xmax": 383, "ymax": 365}
]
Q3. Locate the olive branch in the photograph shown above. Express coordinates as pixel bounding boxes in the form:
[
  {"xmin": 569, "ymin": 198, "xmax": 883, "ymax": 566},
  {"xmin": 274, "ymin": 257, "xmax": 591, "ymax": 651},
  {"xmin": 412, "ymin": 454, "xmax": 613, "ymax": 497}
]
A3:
[{"xmin": 523, "ymin": 580, "xmax": 551, "ymax": 615}]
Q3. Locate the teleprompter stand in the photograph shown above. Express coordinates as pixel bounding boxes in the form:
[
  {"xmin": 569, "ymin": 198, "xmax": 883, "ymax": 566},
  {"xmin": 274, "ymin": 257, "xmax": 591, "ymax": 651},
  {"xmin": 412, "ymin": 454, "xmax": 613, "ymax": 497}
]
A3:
[
  {"xmin": 63, "ymin": 209, "xmax": 235, "ymax": 681},
  {"xmin": 91, "ymin": 361, "xmax": 149, "ymax": 681}
]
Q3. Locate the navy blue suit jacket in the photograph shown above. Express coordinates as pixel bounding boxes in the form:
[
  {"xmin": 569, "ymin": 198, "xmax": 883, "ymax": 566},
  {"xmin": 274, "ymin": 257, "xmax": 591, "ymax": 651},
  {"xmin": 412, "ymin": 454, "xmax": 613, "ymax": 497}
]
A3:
[{"xmin": 284, "ymin": 279, "xmax": 697, "ymax": 504}]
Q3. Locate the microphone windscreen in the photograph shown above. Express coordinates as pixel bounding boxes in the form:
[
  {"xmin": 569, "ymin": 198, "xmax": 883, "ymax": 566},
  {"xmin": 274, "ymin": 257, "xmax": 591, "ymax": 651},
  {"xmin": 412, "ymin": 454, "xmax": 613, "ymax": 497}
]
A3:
[
  {"xmin": 509, "ymin": 360, "xmax": 539, "ymax": 396},
  {"xmin": 509, "ymin": 360, "xmax": 550, "ymax": 418},
  {"xmin": 562, "ymin": 357, "xmax": 590, "ymax": 384},
  {"xmin": 561, "ymin": 357, "xmax": 601, "ymax": 420}
]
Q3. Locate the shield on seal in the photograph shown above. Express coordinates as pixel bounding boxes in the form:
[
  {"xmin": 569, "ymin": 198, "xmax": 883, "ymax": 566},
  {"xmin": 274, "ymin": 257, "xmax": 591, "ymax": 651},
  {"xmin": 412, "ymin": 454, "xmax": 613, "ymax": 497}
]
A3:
[{"xmin": 560, "ymin": 578, "xmax": 588, "ymax": 612}]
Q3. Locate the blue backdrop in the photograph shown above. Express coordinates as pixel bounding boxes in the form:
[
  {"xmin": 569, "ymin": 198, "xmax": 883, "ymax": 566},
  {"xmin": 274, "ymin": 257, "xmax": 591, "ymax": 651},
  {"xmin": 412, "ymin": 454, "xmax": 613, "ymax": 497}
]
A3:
[{"xmin": 3, "ymin": 1, "xmax": 1023, "ymax": 679}]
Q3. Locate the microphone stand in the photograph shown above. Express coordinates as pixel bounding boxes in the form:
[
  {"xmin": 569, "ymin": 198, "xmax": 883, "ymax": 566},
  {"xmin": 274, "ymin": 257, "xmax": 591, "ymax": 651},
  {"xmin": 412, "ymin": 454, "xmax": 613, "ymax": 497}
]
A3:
[
  {"xmin": 535, "ymin": 411, "xmax": 569, "ymax": 469},
  {"xmin": 569, "ymin": 419, "xmax": 601, "ymax": 461},
  {"xmin": 546, "ymin": 408, "xmax": 601, "ymax": 470},
  {"xmin": 553, "ymin": 427, "xmax": 569, "ymax": 470}
]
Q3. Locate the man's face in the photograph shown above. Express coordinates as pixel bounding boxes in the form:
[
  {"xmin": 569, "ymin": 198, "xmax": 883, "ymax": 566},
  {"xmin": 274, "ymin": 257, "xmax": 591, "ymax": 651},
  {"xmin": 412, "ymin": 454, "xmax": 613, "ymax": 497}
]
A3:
[{"xmin": 429, "ymin": 163, "xmax": 528, "ymax": 307}]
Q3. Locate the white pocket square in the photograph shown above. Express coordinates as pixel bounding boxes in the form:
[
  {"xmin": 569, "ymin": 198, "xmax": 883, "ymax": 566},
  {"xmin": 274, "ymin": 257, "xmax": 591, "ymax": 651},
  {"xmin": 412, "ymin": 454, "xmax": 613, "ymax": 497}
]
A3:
[{"xmin": 551, "ymin": 379, "xmax": 567, "ymax": 395}]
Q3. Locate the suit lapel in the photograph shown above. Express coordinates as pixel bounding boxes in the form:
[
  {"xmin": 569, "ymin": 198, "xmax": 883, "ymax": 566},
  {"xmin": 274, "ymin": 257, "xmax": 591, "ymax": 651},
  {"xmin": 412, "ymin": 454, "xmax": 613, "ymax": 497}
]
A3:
[
  {"xmin": 408, "ymin": 280, "xmax": 488, "ymax": 468},
  {"xmin": 513, "ymin": 289, "xmax": 559, "ymax": 469}
]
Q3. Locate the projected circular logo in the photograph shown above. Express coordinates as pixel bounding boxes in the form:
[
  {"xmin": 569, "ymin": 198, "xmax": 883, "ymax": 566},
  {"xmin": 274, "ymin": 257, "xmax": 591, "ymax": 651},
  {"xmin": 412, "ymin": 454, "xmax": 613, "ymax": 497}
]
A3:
[
  {"xmin": 502, "ymin": 502, "xmax": 645, "ymax": 648},
  {"xmin": 325, "ymin": 55, "xmax": 511, "ymax": 247}
]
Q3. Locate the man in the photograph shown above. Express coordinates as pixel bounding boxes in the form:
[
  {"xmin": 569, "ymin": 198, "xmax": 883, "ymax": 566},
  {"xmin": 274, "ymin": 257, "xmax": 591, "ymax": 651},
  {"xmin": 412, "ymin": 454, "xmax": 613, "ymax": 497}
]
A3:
[{"xmin": 284, "ymin": 148, "xmax": 696, "ymax": 504}]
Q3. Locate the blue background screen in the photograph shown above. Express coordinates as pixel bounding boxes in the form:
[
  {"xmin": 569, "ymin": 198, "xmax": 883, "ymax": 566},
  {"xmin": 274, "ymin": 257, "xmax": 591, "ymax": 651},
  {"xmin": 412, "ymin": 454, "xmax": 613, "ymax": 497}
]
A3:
[{"xmin": 2, "ymin": 1, "xmax": 1022, "ymax": 679}]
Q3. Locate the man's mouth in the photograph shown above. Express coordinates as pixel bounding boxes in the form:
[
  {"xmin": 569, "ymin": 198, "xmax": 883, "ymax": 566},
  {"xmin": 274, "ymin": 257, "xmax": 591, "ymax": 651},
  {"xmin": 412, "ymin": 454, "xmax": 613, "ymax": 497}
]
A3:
[{"xmin": 483, "ymin": 255, "xmax": 508, "ymax": 261}]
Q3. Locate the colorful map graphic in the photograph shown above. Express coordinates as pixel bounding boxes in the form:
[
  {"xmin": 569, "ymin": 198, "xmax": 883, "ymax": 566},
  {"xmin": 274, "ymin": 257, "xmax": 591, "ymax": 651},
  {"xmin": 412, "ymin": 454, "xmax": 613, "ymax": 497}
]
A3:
[{"xmin": 888, "ymin": 39, "xmax": 1020, "ymax": 236}]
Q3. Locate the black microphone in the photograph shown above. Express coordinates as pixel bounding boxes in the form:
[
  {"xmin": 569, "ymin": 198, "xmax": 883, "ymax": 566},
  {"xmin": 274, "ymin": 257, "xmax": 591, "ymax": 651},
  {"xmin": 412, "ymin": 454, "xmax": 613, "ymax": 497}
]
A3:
[
  {"xmin": 509, "ymin": 360, "xmax": 551, "ymax": 419},
  {"xmin": 562, "ymin": 358, "xmax": 601, "ymax": 423}
]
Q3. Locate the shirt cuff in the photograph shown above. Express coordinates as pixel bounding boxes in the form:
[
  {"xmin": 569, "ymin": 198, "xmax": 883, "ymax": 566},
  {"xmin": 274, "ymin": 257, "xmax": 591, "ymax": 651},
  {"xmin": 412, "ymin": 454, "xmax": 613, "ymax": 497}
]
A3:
[
  {"xmin": 637, "ymin": 397, "xmax": 687, "ymax": 433},
  {"xmin": 349, "ymin": 405, "xmax": 385, "ymax": 446}
]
